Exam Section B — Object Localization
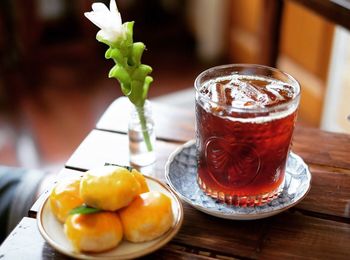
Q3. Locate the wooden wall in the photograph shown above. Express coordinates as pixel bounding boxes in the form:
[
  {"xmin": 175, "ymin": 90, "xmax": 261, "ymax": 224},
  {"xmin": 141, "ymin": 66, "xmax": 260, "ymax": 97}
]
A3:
[
  {"xmin": 229, "ymin": 0, "xmax": 264, "ymax": 63},
  {"xmin": 228, "ymin": 0, "xmax": 335, "ymax": 127}
]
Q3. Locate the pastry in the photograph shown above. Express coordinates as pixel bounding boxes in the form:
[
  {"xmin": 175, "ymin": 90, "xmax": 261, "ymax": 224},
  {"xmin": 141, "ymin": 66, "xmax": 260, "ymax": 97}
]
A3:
[
  {"xmin": 49, "ymin": 176, "xmax": 84, "ymax": 223},
  {"xmin": 119, "ymin": 191, "xmax": 174, "ymax": 242},
  {"xmin": 64, "ymin": 211, "xmax": 123, "ymax": 253},
  {"xmin": 80, "ymin": 166, "xmax": 143, "ymax": 211},
  {"xmin": 131, "ymin": 169, "xmax": 149, "ymax": 193}
]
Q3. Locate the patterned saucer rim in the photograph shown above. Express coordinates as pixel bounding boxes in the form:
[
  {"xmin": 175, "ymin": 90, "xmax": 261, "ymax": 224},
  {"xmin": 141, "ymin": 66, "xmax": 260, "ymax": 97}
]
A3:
[{"xmin": 165, "ymin": 139, "xmax": 312, "ymax": 220}]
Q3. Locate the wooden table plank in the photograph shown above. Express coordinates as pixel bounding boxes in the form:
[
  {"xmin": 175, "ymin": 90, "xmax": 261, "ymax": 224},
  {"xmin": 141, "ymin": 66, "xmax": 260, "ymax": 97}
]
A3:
[
  {"xmin": 174, "ymin": 204, "xmax": 263, "ymax": 259},
  {"xmin": 296, "ymin": 164, "xmax": 350, "ymax": 220},
  {"xmin": 260, "ymin": 212, "xmax": 350, "ymax": 259},
  {"xmin": 293, "ymin": 126, "xmax": 350, "ymax": 169},
  {"xmin": 65, "ymin": 130, "xmax": 180, "ymax": 181},
  {"xmin": 96, "ymin": 97, "xmax": 195, "ymax": 143},
  {"xmin": 144, "ymin": 243, "xmax": 220, "ymax": 259},
  {"xmin": 173, "ymin": 204, "xmax": 350, "ymax": 259},
  {"xmin": 0, "ymin": 217, "xmax": 69, "ymax": 260}
]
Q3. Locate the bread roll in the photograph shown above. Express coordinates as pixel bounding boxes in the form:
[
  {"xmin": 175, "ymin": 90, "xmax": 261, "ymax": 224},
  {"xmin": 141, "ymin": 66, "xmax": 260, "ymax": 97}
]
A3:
[
  {"xmin": 80, "ymin": 166, "xmax": 142, "ymax": 211},
  {"xmin": 64, "ymin": 212, "xmax": 123, "ymax": 253},
  {"xmin": 49, "ymin": 176, "xmax": 84, "ymax": 223},
  {"xmin": 119, "ymin": 191, "xmax": 174, "ymax": 242}
]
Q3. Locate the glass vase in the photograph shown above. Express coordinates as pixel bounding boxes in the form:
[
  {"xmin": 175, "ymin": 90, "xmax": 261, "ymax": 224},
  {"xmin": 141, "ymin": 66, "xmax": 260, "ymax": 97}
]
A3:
[{"xmin": 128, "ymin": 100, "xmax": 156, "ymax": 166}]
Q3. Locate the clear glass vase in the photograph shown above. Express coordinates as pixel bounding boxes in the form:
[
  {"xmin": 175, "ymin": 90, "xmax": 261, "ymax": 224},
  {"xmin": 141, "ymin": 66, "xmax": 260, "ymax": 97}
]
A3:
[{"xmin": 128, "ymin": 100, "xmax": 156, "ymax": 166}]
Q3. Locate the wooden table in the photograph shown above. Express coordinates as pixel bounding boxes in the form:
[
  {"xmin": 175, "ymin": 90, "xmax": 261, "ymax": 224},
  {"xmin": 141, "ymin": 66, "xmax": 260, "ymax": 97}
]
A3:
[{"xmin": 1, "ymin": 97, "xmax": 350, "ymax": 259}]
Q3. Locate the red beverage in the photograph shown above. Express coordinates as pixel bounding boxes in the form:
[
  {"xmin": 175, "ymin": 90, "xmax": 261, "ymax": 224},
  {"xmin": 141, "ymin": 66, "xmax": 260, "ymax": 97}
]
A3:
[{"xmin": 195, "ymin": 65, "xmax": 300, "ymax": 206}]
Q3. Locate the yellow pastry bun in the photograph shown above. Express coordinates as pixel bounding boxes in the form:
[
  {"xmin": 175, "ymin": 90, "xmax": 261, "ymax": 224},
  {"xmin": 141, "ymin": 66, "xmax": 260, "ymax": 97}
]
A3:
[
  {"xmin": 80, "ymin": 166, "xmax": 142, "ymax": 211},
  {"xmin": 131, "ymin": 169, "xmax": 149, "ymax": 193},
  {"xmin": 64, "ymin": 212, "xmax": 123, "ymax": 253},
  {"xmin": 49, "ymin": 176, "xmax": 84, "ymax": 223},
  {"xmin": 119, "ymin": 191, "xmax": 174, "ymax": 242}
]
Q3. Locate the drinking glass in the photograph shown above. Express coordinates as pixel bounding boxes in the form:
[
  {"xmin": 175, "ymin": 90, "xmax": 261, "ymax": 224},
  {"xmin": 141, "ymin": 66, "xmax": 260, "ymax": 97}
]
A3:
[{"xmin": 195, "ymin": 64, "xmax": 300, "ymax": 206}]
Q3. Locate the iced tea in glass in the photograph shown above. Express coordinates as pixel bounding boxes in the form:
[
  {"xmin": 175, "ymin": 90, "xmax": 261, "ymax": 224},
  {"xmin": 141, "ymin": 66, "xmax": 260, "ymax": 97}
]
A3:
[{"xmin": 195, "ymin": 64, "xmax": 300, "ymax": 206}]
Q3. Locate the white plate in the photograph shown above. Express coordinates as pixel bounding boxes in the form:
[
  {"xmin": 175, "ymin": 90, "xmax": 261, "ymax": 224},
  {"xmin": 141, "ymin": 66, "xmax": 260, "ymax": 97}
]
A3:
[
  {"xmin": 37, "ymin": 176, "xmax": 183, "ymax": 259},
  {"xmin": 165, "ymin": 140, "xmax": 311, "ymax": 220}
]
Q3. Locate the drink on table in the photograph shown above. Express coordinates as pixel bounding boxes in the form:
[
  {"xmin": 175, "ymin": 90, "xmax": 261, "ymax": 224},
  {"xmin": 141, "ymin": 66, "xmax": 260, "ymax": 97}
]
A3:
[{"xmin": 195, "ymin": 64, "xmax": 300, "ymax": 206}]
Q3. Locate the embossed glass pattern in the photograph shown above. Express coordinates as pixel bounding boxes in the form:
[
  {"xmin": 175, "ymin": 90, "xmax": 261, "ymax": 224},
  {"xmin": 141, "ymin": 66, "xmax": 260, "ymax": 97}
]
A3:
[{"xmin": 195, "ymin": 64, "xmax": 300, "ymax": 206}]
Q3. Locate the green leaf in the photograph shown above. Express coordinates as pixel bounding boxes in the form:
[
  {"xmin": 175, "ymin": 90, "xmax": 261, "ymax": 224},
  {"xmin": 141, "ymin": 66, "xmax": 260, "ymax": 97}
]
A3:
[
  {"xmin": 104, "ymin": 163, "xmax": 134, "ymax": 172},
  {"xmin": 132, "ymin": 65, "xmax": 152, "ymax": 81},
  {"xmin": 69, "ymin": 205, "xmax": 101, "ymax": 215},
  {"xmin": 142, "ymin": 76, "xmax": 153, "ymax": 100},
  {"xmin": 130, "ymin": 42, "xmax": 145, "ymax": 66},
  {"xmin": 120, "ymin": 82, "xmax": 132, "ymax": 96},
  {"xmin": 108, "ymin": 65, "xmax": 124, "ymax": 80},
  {"xmin": 106, "ymin": 48, "xmax": 125, "ymax": 65}
]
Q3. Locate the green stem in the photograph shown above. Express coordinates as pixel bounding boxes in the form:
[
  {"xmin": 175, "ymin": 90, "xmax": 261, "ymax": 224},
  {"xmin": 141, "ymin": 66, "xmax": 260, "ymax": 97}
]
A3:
[{"xmin": 136, "ymin": 105, "xmax": 153, "ymax": 152}]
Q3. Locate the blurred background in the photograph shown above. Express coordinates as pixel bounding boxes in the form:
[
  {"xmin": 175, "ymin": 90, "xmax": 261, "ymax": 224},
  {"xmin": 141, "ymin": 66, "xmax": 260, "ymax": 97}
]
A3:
[{"xmin": 0, "ymin": 0, "xmax": 350, "ymax": 172}]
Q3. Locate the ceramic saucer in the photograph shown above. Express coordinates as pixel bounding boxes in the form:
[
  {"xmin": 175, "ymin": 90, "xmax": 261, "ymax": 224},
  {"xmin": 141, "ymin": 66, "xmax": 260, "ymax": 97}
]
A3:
[{"xmin": 165, "ymin": 140, "xmax": 311, "ymax": 220}]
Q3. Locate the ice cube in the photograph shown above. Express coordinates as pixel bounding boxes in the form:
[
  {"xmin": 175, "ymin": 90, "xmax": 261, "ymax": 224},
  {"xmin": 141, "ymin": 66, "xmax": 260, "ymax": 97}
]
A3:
[
  {"xmin": 264, "ymin": 82, "xmax": 294, "ymax": 106},
  {"xmin": 228, "ymin": 77, "xmax": 269, "ymax": 108},
  {"xmin": 265, "ymin": 83, "xmax": 285, "ymax": 101},
  {"xmin": 212, "ymin": 83, "xmax": 227, "ymax": 104}
]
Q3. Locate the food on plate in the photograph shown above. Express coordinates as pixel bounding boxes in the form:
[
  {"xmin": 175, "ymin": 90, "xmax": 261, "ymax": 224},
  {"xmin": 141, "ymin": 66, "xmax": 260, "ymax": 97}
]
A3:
[
  {"xmin": 131, "ymin": 169, "xmax": 149, "ymax": 193},
  {"xmin": 119, "ymin": 191, "xmax": 174, "ymax": 242},
  {"xmin": 47, "ymin": 166, "xmax": 175, "ymax": 254},
  {"xmin": 49, "ymin": 176, "xmax": 84, "ymax": 223},
  {"xmin": 80, "ymin": 166, "xmax": 145, "ymax": 211},
  {"xmin": 64, "ymin": 211, "xmax": 123, "ymax": 253}
]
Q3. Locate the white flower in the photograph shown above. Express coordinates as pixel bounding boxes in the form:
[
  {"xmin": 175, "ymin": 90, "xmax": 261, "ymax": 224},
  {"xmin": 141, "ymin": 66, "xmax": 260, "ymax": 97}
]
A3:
[{"xmin": 84, "ymin": 0, "xmax": 125, "ymax": 43}]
